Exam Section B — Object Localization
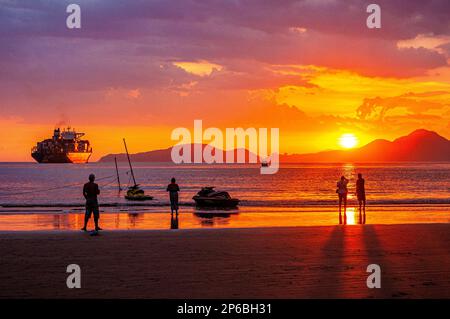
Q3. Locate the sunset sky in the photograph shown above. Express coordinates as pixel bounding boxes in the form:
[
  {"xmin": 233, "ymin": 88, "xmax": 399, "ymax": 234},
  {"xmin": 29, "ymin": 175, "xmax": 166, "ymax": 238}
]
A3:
[{"xmin": 1, "ymin": 0, "xmax": 450, "ymax": 161}]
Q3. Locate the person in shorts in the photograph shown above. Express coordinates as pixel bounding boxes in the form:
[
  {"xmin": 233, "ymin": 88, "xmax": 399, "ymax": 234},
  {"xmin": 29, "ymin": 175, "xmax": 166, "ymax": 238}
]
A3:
[
  {"xmin": 167, "ymin": 177, "xmax": 180, "ymax": 215},
  {"xmin": 81, "ymin": 174, "xmax": 101, "ymax": 231},
  {"xmin": 356, "ymin": 173, "xmax": 366, "ymax": 214},
  {"xmin": 336, "ymin": 176, "xmax": 349, "ymax": 223}
]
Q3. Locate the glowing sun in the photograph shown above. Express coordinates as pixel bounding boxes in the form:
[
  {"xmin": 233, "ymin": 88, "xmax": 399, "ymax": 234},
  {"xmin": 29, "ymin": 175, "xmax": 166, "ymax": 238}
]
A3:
[{"xmin": 339, "ymin": 133, "xmax": 358, "ymax": 149}]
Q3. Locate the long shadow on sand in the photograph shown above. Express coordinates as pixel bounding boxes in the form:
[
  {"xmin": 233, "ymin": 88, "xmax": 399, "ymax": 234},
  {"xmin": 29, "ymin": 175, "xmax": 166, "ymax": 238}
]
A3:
[
  {"xmin": 362, "ymin": 225, "xmax": 399, "ymax": 298},
  {"xmin": 307, "ymin": 226, "xmax": 346, "ymax": 298}
]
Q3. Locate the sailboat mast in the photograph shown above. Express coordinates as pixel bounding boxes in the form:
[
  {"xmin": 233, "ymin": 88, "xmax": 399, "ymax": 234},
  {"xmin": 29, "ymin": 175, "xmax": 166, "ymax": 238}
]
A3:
[
  {"xmin": 114, "ymin": 156, "xmax": 121, "ymax": 191},
  {"xmin": 123, "ymin": 138, "xmax": 137, "ymax": 186}
]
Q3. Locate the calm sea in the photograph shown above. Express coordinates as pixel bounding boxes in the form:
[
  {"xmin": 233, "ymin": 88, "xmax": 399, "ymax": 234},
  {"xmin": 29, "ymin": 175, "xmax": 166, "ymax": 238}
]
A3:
[
  {"xmin": 1, "ymin": 162, "xmax": 449, "ymax": 207},
  {"xmin": 0, "ymin": 162, "xmax": 448, "ymax": 230}
]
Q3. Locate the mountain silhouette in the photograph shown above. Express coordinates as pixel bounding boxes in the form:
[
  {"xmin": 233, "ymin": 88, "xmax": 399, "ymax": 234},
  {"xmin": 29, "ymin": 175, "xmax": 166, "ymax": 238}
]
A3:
[
  {"xmin": 280, "ymin": 129, "xmax": 450, "ymax": 162},
  {"xmin": 98, "ymin": 144, "xmax": 259, "ymax": 163},
  {"xmin": 98, "ymin": 129, "xmax": 450, "ymax": 163}
]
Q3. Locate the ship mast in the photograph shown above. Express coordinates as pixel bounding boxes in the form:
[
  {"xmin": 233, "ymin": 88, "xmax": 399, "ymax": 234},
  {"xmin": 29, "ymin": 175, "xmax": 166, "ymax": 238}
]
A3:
[{"xmin": 123, "ymin": 138, "xmax": 137, "ymax": 186}]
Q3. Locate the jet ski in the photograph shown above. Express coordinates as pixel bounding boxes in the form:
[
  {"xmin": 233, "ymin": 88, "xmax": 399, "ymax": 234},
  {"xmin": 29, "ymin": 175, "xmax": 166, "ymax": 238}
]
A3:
[{"xmin": 192, "ymin": 187, "xmax": 239, "ymax": 207}]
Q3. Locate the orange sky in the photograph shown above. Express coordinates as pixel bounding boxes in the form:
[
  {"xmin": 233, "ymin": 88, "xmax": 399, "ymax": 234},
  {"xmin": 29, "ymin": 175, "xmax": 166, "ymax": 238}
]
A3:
[{"xmin": 1, "ymin": 1, "xmax": 449, "ymax": 161}]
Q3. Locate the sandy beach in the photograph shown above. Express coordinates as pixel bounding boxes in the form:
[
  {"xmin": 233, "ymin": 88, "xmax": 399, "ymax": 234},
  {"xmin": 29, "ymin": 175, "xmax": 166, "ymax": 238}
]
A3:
[{"xmin": 0, "ymin": 223, "xmax": 449, "ymax": 298}]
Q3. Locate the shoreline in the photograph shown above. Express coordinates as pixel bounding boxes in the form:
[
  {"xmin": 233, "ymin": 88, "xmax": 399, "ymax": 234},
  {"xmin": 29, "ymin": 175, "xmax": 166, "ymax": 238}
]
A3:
[
  {"xmin": 0, "ymin": 206, "xmax": 448, "ymax": 231},
  {"xmin": 0, "ymin": 221, "xmax": 448, "ymax": 233},
  {"xmin": 0, "ymin": 224, "xmax": 449, "ymax": 298},
  {"xmin": 2, "ymin": 202, "xmax": 449, "ymax": 208}
]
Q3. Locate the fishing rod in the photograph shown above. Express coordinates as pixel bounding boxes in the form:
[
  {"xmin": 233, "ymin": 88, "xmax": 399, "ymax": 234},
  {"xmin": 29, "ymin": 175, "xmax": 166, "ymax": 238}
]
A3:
[{"xmin": 0, "ymin": 174, "xmax": 118, "ymax": 197}]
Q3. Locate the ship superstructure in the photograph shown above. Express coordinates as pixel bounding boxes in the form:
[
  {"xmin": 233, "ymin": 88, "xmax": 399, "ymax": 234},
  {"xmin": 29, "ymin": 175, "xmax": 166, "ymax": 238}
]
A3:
[{"xmin": 31, "ymin": 128, "xmax": 92, "ymax": 163}]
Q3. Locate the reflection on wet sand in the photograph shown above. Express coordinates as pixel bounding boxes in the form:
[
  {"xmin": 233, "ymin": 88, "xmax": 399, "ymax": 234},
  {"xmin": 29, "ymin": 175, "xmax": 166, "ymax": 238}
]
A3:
[
  {"xmin": 1, "ymin": 204, "xmax": 448, "ymax": 231},
  {"xmin": 193, "ymin": 207, "xmax": 239, "ymax": 227},
  {"xmin": 359, "ymin": 211, "xmax": 367, "ymax": 224},
  {"xmin": 128, "ymin": 213, "xmax": 144, "ymax": 228},
  {"xmin": 340, "ymin": 207, "xmax": 366, "ymax": 225},
  {"xmin": 170, "ymin": 213, "xmax": 179, "ymax": 229},
  {"xmin": 36, "ymin": 213, "xmax": 81, "ymax": 230},
  {"xmin": 193, "ymin": 213, "xmax": 234, "ymax": 227}
]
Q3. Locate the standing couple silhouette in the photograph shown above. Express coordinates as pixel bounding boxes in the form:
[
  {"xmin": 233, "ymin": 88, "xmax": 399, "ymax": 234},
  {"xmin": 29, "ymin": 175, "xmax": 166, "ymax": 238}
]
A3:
[{"xmin": 336, "ymin": 173, "xmax": 366, "ymax": 224}]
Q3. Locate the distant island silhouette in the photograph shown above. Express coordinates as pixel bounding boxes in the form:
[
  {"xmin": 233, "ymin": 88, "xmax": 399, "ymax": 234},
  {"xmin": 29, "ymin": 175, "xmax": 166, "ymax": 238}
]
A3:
[
  {"xmin": 280, "ymin": 129, "xmax": 450, "ymax": 162},
  {"xmin": 98, "ymin": 129, "xmax": 450, "ymax": 163}
]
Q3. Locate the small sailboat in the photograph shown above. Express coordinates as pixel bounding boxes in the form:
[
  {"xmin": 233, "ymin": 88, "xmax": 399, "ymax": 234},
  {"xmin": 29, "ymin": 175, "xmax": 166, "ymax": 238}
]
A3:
[
  {"xmin": 123, "ymin": 138, "xmax": 153, "ymax": 201},
  {"xmin": 261, "ymin": 157, "xmax": 269, "ymax": 167}
]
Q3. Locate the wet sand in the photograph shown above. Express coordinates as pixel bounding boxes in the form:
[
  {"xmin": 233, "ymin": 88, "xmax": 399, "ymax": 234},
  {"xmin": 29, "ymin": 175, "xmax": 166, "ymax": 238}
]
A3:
[
  {"xmin": 0, "ymin": 204, "xmax": 449, "ymax": 231},
  {"xmin": 0, "ymin": 224, "xmax": 449, "ymax": 298}
]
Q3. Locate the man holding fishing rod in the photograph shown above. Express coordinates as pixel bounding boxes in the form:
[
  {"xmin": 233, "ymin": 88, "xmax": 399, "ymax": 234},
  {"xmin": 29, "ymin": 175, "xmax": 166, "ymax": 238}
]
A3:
[{"xmin": 81, "ymin": 174, "xmax": 102, "ymax": 232}]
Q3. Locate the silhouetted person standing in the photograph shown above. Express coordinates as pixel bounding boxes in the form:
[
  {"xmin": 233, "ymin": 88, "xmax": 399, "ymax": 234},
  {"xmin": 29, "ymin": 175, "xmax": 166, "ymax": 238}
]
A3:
[
  {"xmin": 167, "ymin": 177, "xmax": 180, "ymax": 215},
  {"xmin": 356, "ymin": 173, "xmax": 366, "ymax": 222},
  {"xmin": 337, "ymin": 176, "xmax": 349, "ymax": 224},
  {"xmin": 81, "ymin": 174, "xmax": 101, "ymax": 231}
]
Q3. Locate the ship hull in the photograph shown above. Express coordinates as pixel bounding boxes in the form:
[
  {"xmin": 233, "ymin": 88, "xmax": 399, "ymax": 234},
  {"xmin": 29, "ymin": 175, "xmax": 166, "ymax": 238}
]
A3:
[
  {"xmin": 67, "ymin": 152, "xmax": 92, "ymax": 163},
  {"xmin": 32, "ymin": 152, "xmax": 92, "ymax": 164}
]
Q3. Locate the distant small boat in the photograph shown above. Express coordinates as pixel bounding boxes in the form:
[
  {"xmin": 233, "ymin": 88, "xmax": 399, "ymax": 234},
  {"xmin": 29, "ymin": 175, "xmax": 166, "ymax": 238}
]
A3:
[
  {"xmin": 193, "ymin": 187, "xmax": 239, "ymax": 207},
  {"xmin": 123, "ymin": 139, "xmax": 153, "ymax": 201}
]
